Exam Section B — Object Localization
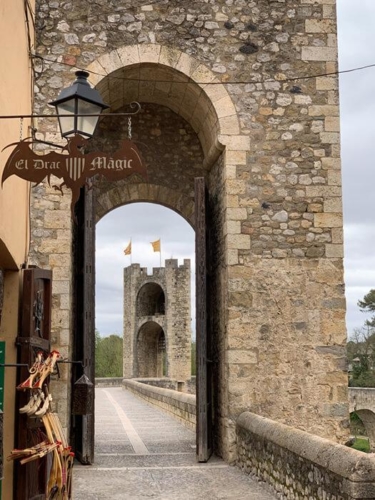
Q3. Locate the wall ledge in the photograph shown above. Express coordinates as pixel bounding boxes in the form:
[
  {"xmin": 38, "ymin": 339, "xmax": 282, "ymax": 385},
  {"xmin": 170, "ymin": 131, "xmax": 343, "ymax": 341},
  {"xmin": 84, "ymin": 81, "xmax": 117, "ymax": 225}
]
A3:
[
  {"xmin": 237, "ymin": 412, "xmax": 375, "ymax": 483},
  {"xmin": 123, "ymin": 379, "xmax": 196, "ymax": 430},
  {"xmin": 237, "ymin": 411, "xmax": 375, "ymax": 499}
]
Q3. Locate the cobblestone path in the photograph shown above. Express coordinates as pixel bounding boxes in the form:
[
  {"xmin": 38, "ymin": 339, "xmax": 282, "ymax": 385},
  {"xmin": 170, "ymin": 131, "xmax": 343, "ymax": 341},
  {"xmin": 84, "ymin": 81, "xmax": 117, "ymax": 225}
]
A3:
[{"xmin": 72, "ymin": 387, "xmax": 276, "ymax": 499}]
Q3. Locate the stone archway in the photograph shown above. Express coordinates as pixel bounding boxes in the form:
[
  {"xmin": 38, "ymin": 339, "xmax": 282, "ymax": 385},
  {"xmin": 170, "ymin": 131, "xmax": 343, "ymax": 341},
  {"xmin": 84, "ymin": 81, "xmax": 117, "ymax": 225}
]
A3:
[
  {"xmin": 86, "ymin": 44, "xmax": 244, "ymax": 167},
  {"xmin": 86, "ymin": 49, "xmax": 244, "ymax": 462},
  {"xmin": 351, "ymin": 409, "xmax": 375, "ymax": 452},
  {"xmin": 76, "ymin": 45, "xmax": 247, "ymax": 461},
  {"xmin": 136, "ymin": 282, "xmax": 165, "ymax": 317},
  {"xmin": 136, "ymin": 320, "xmax": 166, "ymax": 378}
]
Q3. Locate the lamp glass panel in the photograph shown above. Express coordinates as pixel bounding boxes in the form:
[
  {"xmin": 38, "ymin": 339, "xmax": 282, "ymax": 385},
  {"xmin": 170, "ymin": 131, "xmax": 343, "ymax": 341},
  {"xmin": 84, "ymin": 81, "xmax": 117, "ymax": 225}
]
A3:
[
  {"xmin": 77, "ymin": 100, "xmax": 102, "ymax": 137},
  {"xmin": 56, "ymin": 100, "xmax": 75, "ymax": 136}
]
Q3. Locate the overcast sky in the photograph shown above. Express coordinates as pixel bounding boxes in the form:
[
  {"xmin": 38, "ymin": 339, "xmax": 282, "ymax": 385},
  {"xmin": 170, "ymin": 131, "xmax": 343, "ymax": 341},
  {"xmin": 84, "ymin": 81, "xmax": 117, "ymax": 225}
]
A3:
[
  {"xmin": 96, "ymin": 204, "xmax": 195, "ymax": 337},
  {"xmin": 95, "ymin": 2, "xmax": 375, "ymax": 339},
  {"xmin": 337, "ymin": 0, "xmax": 375, "ymax": 335}
]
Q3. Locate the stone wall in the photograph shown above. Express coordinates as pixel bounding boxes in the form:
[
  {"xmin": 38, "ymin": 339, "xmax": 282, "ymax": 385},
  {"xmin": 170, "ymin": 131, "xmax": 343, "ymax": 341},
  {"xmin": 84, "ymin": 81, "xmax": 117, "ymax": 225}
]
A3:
[
  {"xmin": 93, "ymin": 102, "xmax": 206, "ymax": 222},
  {"xmin": 349, "ymin": 388, "xmax": 375, "ymax": 414},
  {"xmin": 95, "ymin": 377, "xmax": 123, "ymax": 387},
  {"xmin": 237, "ymin": 412, "xmax": 375, "ymax": 500},
  {"xmin": 123, "ymin": 379, "xmax": 196, "ymax": 430},
  {"xmin": 31, "ymin": 0, "xmax": 348, "ymax": 459},
  {"xmin": 135, "ymin": 378, "xmax": 184, "ymax": 391}
]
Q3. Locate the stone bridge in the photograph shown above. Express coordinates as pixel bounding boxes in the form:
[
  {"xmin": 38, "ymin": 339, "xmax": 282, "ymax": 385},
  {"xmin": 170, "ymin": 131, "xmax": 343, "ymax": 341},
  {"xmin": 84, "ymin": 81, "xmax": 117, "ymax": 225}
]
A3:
[{"xmin": 349, "ymin": 387, "xmax": 375, "ymax": 449}]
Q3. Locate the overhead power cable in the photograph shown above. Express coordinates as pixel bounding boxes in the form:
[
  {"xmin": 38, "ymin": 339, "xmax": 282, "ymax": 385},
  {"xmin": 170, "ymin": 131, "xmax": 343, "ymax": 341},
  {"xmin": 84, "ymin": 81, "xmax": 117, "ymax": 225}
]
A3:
[{"xmin": 34, "ymin": 54, "xmax": 375, "ymax": 86}]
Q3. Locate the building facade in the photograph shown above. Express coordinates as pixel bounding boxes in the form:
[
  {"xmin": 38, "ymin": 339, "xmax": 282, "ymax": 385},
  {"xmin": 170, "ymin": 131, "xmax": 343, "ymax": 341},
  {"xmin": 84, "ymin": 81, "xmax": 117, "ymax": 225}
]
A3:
[
  {"xmin": 29, "ymin": 0, "xmax": 348, "ymax": 464},
  {"xmin": 0, "ymin": 1, "xmax": 35, "ymax": 497}
]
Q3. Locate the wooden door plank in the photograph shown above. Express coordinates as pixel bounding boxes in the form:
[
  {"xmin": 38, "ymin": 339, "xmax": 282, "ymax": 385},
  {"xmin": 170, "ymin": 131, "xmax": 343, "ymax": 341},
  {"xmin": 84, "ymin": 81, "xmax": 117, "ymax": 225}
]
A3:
[
  {"xmin": 15, "ymin": 268, "xmax": 52, "ymax": 499},
  {"xmin": 81, "ymin": 185, "xmax": 96, "ymax": 464},
  {"xmin": 195, "ymin": 177, "xmax": 212, "ymax": 462},
  {"xmin": 72, "ymin": 185, "xmax": 96, "ymax": 465}
]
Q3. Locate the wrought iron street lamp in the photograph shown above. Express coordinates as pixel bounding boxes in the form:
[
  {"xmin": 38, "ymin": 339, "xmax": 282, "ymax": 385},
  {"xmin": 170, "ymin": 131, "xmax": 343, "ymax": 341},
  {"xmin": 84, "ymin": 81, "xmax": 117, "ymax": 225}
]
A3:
[{"xmin": 49, "ymin": 70, "xmax": 109, "ymax": 139}]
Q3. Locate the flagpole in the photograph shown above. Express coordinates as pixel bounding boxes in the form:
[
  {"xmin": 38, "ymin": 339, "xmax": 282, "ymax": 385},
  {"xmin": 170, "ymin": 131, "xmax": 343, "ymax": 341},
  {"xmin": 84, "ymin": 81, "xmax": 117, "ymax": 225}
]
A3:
[{"xmin": 130, "ymin": 238, "xmax": 132, "ymax": 265}]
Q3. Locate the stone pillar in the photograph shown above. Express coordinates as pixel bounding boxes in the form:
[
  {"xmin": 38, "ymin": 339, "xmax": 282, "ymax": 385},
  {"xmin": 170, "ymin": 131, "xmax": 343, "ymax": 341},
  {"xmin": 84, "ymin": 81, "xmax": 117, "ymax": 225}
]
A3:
[
  {"xmin": 123, "ymin": 264, "xmax": 142, "ymax": 378},
  {"xmin": 165, "ymin": 259, "xmax": 191, "ymax": 382}
]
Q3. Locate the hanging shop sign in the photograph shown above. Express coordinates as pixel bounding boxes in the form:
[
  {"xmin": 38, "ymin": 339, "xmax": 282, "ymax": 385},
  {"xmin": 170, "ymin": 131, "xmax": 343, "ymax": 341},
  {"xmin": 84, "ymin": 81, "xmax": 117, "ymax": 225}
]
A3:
[{"xmin": 1, "ymin": 135, "xmax": 148, "ymax": 216}]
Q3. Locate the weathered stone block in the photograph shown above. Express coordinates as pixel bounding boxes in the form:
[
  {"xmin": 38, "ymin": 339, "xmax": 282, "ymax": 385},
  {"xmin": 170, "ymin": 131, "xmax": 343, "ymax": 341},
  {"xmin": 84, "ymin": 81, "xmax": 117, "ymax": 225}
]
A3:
[
  {"xmin": 324, "ymin": 197, "xmax": 342, "ymax": 212},
  {"xmin": 226, "ymin": 234, "xmax": 251, "ymax": 250},
  {"xmin": 302, "ymin": 46, "xmax": 337, "ymax": 62},
  {"xmin": 325, "ymin": 244, "xmax": 344, "ymax": 258},
  {"xmin": 314, "ymin": 213, "xmax": 342, "ymax": 228},
  {"xmin": 305, "ymin": 19, "xmax": 335, "ymax": 33}
]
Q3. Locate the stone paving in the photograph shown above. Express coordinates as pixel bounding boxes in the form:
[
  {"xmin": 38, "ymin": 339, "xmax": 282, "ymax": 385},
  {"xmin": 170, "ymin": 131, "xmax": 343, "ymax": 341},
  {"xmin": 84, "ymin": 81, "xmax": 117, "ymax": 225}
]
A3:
[{"xmin": 72, "ymin": 387, "xmax": 276, "ymax": 499}]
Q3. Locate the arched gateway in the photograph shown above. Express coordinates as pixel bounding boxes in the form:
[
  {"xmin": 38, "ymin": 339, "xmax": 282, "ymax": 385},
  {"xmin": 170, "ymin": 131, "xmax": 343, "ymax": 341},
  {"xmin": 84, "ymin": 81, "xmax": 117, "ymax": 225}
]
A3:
[{"xmin": 30, "ymin": 5, "xmax": 348, "ymax": 469}]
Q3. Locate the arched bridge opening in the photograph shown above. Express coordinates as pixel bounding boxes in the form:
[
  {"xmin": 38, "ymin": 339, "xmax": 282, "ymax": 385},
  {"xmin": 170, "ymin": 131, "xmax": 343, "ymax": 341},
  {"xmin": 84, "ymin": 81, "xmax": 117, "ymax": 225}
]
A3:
[
  {"xmin": 136, "ymin": 321, "xmax": 166, "ymax": 378},
  {"xmin": 137, "ymin": 283, "xmax": 165, "ymax": 317}
]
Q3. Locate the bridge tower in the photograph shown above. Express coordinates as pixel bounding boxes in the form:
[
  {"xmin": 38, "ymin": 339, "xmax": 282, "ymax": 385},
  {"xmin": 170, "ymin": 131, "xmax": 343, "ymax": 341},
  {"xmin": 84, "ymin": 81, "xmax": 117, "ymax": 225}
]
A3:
[{"xmin": 123, "ymin": 259, "xmax": 192, "ymax": 383}]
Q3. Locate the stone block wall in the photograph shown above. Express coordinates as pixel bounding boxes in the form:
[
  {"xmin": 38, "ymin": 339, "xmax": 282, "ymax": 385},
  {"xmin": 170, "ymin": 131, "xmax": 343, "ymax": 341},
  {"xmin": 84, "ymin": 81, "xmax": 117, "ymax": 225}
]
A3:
[
  {"xmin": 123, "ymin": 379, "xmax": 196, "ymax": 430},
  {"xmin": 95, "ymin": 377, "xmax": 123, "ymax": 387}
]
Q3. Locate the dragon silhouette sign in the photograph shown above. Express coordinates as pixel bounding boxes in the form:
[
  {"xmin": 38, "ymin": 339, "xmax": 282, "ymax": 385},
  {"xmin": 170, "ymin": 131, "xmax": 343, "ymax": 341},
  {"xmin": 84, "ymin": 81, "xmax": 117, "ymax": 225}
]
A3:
[{"xmin": 1, "ymin": 135, "xmax": 148, "ymax": 216}]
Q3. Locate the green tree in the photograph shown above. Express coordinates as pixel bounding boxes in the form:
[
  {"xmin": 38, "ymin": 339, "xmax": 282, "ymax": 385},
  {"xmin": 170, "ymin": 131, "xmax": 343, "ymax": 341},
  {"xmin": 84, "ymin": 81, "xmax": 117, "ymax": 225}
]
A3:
[
  {"xmin": 358, "ymin": 289, "xmax": 375, "ymax": 327},
  {"xmin": 347, "ymin": 289, "xmax": 375, "ymax": 387},
  {"xmin": 348, "ymin": 325, "xmax": 375, "ymax": 387},
  {"xmin": 95, "ymin": 334, "xmax": 123, "ymax": 377}
]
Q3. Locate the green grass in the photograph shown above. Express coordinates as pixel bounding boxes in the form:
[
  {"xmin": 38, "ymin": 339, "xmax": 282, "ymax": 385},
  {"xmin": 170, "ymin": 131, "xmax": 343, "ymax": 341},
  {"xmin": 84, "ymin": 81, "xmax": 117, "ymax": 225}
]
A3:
[{"xmin": 351, "ymin": 438, "xmax": 370, "ymax": 453}]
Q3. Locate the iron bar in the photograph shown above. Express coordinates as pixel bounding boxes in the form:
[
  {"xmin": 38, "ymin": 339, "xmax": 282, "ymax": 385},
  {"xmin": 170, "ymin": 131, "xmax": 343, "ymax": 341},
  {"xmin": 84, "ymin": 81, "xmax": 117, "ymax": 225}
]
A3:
[
  {"xmin": 0, "ymin": 363, "xmax": 29, "ymax": 368},
  {"xmin": 0, "ymin": 361, "xmax": 84, "ymax": 368},
  {"xmin": 32, "ymin": 139, "xmax": 65, "ymax": 149},
  {"xmin": 57, "ymin": 360, "xmax": 85, "ymax": 368},
  {"xmin": 0, "ymin": 102, "xmax": 141, "ymax": 120},
  {"xmin": 0, "ymin": 113, "xmax": 138, "ymax": 119}
]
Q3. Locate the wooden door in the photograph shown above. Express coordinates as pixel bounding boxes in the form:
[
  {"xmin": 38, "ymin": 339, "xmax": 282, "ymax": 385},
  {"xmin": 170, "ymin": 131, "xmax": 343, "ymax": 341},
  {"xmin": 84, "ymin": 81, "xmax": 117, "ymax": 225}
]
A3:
[
  {"xmin": 195, "ymin": 177, "xmax": 213, "ymax": 462},
  {"xmin": 15, "ymin": 267, "xmax": 52, "ymax": 499},
  {"xmin": 72, "ymin": 186, "xmax": 95, "ymax": 465}
]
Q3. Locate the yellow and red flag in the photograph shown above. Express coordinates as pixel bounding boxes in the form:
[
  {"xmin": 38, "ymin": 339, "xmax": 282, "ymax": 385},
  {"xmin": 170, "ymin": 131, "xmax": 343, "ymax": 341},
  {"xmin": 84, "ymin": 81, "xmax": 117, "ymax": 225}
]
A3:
[
  {"xmin": 124, "ymin": 241, "xmax": 132, "ymax": 255},
  {"xmin": 150, "ymin": 239, "xmax": 161, "ymax": 252}
]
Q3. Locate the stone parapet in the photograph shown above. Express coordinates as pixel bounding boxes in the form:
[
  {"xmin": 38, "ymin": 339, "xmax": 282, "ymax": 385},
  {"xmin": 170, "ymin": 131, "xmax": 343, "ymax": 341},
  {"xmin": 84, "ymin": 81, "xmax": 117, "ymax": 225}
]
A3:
[
  {"xmin": 123, "ymin": 379, "xmax": 196, "ymax": 430},
  {"xmin": 349, "ymin": 388, "xmax": 375, "ymax": 413},
  {"xmin": 237, "ymin": 412, "xmax": 375, "ymax": 500},
  {"xmin": 95, "ymin": 378, "xmax": 123, "ymax": 387}
]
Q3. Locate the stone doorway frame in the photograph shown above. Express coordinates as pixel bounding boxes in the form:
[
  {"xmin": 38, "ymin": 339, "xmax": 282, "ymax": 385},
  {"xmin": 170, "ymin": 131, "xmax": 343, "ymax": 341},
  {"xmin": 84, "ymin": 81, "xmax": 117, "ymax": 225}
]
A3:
[{"xmin": 79, "ymin": 43, "xmax": 250, "ymax": 460}]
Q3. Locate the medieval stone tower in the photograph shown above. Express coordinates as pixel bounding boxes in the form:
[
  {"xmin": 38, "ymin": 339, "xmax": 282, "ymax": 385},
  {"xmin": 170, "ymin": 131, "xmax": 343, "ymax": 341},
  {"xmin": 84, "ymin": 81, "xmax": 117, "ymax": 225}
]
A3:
[
  {"xmin": 123, "ymin": 259, "xmax": 191, "ymax": 383},
  {"xmin": 29, "ymin": 0, "xmax": 348, "ymax": 463}
]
